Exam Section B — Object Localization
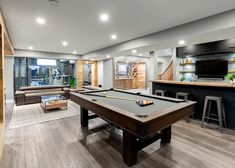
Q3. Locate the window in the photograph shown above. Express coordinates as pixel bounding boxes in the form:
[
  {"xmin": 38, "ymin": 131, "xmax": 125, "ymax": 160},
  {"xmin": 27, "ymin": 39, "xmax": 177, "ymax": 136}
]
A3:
[{"xmin": 37, "ymin": 59, "xmax": 57, "ymax": 66}]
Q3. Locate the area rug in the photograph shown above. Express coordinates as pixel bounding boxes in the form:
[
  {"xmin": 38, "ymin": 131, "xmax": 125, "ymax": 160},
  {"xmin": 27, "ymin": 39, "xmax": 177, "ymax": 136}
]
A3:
[{"xmin": 9, "ymin": 100, "xmax": 80, "ymax": 129}]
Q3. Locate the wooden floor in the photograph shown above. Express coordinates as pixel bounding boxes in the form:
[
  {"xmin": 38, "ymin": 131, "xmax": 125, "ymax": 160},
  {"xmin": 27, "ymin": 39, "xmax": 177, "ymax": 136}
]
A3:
[{"xmin": 1, "ymin": 103, "xmax": 235, "ymax": 168}]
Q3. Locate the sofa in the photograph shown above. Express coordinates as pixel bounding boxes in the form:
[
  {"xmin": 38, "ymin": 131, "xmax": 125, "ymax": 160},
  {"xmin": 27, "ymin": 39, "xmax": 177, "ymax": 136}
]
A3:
[{"xmin": 15, "ymin": 85, "xmax": 70, "ymax": 106}]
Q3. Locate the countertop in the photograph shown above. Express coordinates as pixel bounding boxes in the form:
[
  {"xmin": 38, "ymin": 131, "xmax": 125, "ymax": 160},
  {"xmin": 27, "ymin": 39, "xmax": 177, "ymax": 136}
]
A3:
[{"xmin": 150, "ymin": 80, "xmax": 235, "ymax": 88}]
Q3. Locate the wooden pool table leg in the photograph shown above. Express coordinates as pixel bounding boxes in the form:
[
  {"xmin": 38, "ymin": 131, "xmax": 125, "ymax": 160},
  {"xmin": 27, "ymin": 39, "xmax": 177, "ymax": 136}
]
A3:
[
  {"xmin": 160, "ymin": 126, "xmax": 171, "ymax": 143},
  {"xmin": 80, "ymin": 107, "xmax": 88, "ymax": 127},
  {"xmin": 123, "ymin": 130, "xmax": 137, "ymax": 167}
]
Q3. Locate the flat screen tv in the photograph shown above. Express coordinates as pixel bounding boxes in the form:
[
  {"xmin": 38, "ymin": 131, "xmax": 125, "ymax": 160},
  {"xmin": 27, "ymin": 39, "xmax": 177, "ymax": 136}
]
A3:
[{"xmin": 195, "ymin": 59, "xmax": 228, "ymax": 78}]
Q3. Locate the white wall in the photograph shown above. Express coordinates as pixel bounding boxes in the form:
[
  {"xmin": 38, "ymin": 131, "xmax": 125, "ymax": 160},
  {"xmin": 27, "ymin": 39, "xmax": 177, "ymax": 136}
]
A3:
[
  {"xmin": 98, "ymin": 61, "xmax": 103, "ymax": 87},
  {"xmin": 147, "ymin": 54, "xmax": 155, "ymax": 93},
  {"xmin": 172, "ymin": 48, "xmax": 178, "ymax": 81},
  {"xmin": 14, "ymin": 49, "xmax": 80, "ymax": 60},
  {"xmin": 4, "ymin": 56, "xmax": 14, "ymax": 100},
  {"xmin": 103, "ymin": 59, "xmax": 113, "ymax": 89}
]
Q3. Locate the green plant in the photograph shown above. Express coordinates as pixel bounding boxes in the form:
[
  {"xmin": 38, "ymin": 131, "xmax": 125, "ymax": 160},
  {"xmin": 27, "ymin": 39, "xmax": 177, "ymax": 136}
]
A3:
[
  {"xmin": 180, "ymin": 76, "xmax": 186, "ymax": 81},
  {"xmin": 44, "ymin": 75, "xmax": 49, "ymax": 82},
  {"xmin": 226, "ymin": 73, "xmax": 235, "ymax": 81},
  {"xmin": 69, "ymin": 77, "xmax": 76, "ymax": 88}
]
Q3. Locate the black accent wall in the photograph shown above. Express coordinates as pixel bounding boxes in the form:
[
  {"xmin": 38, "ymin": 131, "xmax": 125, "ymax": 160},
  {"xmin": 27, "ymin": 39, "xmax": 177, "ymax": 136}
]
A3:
[{"xmin": 152, "ymin": 82, "xmax": 235, "ymax": 129}]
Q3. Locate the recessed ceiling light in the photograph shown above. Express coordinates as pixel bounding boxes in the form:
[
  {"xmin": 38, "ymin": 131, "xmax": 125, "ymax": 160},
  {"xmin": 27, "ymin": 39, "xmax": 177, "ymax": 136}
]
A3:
[
  {"xmin": 73, "ymin": 51, "xmax": 77, "ymax": 54},
  {"xmin": 111, "ymin": 34, "xmax": 117, "ymax": 40},
  {"xmin": 28, "ymin": 46, "xmax": 34, "ymax": 50},
  {"xmin": 91, "ymin": 58, "xmax": 94, "ymax": 61},
  {"xmin": 126, "ymin": 61, "xmax": 129, "ymax": 63},
  {"xmin": 36, "ymin": 17, "xmax": 46, "ymax": 25},
  {"xmin": 132, "ymin": 49, "xmax": 137, "ymax": 54},
  {"xmin": 179, "ymin": 40, "xmax": 185, "ymax": 45},
  {"xmin": 139, "ymin": 53, "xmax": 142, "ymax": 56},
  {"xmin": 100, "ymin": 13, "xmax": 109, "ymax": 22},
  {"xmin": 62, "ymin": 41, "xmax": 68, "ymax": 46},
  {"xmin": 106, "ymin": 55, "xmax": 110, "ymax": 58},
  {"xmin": 86, "ymin": 61, "xmax": 89, "ymax": 64}
]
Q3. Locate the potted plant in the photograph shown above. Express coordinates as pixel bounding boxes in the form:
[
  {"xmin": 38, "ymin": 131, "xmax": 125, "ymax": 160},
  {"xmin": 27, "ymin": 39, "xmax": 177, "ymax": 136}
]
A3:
[
  {"xmin": 180, "ymin": 76, "xmax": 186, "ymax": 81},
  {"xmin": 69, "ymin": 77, "xmax": 76, "ymax": 88},
  {"xmin": 226, "ymin": 73, "xmax": 235, "ymax": 84}
]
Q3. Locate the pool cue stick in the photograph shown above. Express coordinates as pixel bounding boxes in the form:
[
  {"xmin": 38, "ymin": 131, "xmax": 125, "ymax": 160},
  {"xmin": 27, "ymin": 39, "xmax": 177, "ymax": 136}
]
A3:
[
  {"xmin": 83, "ymin": 93, "xmax": 136, "ymax": 101},
  {"xmin": 105, "ymin": 95, "xmax": 135, "ymax": 101}
]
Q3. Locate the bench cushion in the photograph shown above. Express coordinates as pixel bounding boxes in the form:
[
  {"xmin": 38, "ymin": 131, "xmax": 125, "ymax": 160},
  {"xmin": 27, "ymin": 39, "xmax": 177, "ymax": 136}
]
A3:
[{"xmin": 25, "ymin": 91, "xmax": 65, "ymax": 97}]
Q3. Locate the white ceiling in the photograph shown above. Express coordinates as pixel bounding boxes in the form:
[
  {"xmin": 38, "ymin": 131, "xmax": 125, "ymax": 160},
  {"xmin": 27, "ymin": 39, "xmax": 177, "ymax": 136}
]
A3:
[{"xmin": 1, "ymin": 0, "xmax": 235, "ymax": 55}]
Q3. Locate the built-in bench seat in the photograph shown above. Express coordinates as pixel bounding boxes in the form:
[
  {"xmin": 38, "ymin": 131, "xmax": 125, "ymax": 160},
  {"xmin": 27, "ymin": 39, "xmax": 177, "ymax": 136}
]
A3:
[{"xmin": 15, "ymin": 85, "xmax": 69, "ymax": 106}]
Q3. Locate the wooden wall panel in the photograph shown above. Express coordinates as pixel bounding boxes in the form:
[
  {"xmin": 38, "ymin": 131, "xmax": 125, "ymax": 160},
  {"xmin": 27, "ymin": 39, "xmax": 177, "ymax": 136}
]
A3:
[
  {"xmin": 0, "ymin": 25, "xmax": 5, "ymax": 160},
  {"xmin": 76, "ymin": 61, "xmax": 83, "ymax": 88},
  {"xmin": 114, "ymin": 63, "xmax": 147, "ymax": 90},
  {"xmin": 4, "ymin": 34, "xmax": 13, "ymax": 55},
  {"xmin": 76, "ymin": 61, "xmax": 98, "ymax": 88},
  {"xmin": 114, "ymin": 79, "xmax": 133, "ymax": 90},
  {"xmin": 91, "ymin": 61, "xmax": 98, "ymax": 86},
  {"xmin": 0, "ymin": 10, "xmax": 13, "ymax": 55},
  {"xmin": 137, "ymin": 63, "xmax": 146, "ymax": 89},
  {"xmin": 0, "ymin": 25, "xmax": 4, "ymax": 122},
  {"xmin": 0, "ymin": 8, "xmax": 13, "ymax": 160}
]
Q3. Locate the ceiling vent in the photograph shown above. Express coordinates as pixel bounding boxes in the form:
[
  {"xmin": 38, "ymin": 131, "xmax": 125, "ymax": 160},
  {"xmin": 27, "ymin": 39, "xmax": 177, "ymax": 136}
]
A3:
[
  {"xmin": 149, "ymin": 51, "xmax": 154, "ymax": 56},
  {"xmin": 48, "ymin": 0, "xmax": 60, "ymax": 6}
]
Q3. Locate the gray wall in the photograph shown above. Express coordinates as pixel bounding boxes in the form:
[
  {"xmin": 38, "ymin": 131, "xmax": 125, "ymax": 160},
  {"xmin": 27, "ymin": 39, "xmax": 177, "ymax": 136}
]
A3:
[
  {"xmin": 4, "ymin": 56, "xmax": 14, "ymax": 100},
  {"xmin": 103, "ymin": 59, "xmax": 113, "ymax": 89}
]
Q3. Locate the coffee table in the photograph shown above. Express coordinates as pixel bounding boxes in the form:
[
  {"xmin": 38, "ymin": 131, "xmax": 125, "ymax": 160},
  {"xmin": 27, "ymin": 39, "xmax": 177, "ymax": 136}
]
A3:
[{"xmin": 41, "ymin": 95, "xmax": 68, "ymax": 112}]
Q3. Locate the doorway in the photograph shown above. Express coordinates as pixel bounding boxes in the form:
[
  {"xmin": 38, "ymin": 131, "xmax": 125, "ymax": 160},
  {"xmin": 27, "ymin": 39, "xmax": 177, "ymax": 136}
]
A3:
[{"xmin": 82, "ymin": 63, "xmax": 92, "ymax": 85}]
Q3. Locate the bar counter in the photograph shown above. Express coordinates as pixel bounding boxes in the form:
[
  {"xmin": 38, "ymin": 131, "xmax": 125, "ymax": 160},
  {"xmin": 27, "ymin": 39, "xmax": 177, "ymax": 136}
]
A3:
[
  {"xmin": 151, "ymin": 80, "xmax": 235, "ymax": 129},
  {"xmin": 151, "ymin": 80, "xmax": 235, "ymax": 88}
]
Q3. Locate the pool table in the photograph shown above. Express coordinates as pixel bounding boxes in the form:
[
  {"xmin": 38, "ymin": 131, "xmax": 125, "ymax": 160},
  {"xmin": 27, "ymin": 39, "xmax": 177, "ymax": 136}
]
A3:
[{"xmin": 70, "ymin": 89, "xmax": 196, "ymax": 166}]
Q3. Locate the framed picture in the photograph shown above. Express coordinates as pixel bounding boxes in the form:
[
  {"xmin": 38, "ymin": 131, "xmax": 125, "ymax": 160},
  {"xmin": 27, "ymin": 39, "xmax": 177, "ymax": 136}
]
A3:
[{"xmin": 115, "ymin": 63, "xmax": 129, "ymax": 78}]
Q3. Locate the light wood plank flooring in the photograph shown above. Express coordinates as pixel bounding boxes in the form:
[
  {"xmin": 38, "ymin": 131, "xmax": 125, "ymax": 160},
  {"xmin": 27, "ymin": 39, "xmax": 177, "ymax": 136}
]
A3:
[{"xmin": 1, "ymin": 103, "xmax": 235, "ymax": 168}]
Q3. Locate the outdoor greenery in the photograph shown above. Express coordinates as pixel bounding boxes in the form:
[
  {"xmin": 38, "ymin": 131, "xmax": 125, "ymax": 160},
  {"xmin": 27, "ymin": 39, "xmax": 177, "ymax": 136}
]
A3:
[{"xmin": 69, "ymin": 77, "xmax": 76, "ymax": 88}]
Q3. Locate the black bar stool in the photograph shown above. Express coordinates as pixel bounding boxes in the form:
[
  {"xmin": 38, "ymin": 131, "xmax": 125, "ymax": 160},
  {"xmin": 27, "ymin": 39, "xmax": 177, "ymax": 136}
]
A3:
[
  {"xmin": 201, "ymin": 96, "xmax": 226, "ymax": 133},
  {"xmin": 155, "ymin": 90, "xmax": 167, "ymax": 96},
  {"xmin": 176, "ymin": 92, "xmax": 190, "ymax": 101},
  {"xmin": 176, "ymin": 92, "xmax": 191, "ymax": 122}
]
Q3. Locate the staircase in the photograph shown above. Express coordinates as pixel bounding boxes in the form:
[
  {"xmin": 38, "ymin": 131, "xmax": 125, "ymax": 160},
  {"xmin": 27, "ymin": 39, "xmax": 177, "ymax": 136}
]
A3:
[{"xmin": 158, "ymin": 60, "xmax": 173, "ymax": 80}]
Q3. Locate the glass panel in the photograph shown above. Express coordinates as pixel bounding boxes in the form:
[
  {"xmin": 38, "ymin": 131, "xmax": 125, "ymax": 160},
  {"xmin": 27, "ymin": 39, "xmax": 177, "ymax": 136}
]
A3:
[
  {"xmin": 14, "ymin": 57, "xmax": 76, "ymax": 90},
  {"xmin": 14, "ymin": 57, "xmax": 28, "ymax": 91}
]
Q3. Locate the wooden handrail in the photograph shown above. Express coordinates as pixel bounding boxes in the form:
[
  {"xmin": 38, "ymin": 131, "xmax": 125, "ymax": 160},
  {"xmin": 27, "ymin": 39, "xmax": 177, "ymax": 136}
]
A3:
[
  {"xmin": 159, "ymin": 60, "xmax": 173, "ymax": 80},
  {"xmin": 159, "ymin": 60, "xmax": 173, "ymax": 76}
]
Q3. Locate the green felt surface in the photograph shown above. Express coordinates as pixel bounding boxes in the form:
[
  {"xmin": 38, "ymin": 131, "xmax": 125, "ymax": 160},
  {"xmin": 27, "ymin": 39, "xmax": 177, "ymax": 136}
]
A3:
[{"xmin": 85, "ymin": 90, "xmax": 177, "ymax": 116}]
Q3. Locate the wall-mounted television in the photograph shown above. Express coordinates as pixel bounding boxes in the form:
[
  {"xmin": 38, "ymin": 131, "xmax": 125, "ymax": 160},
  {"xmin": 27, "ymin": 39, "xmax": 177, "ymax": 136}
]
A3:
[{"xmin": 195, "ymin": 59, "xmax": 228, "ymax": 78}]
